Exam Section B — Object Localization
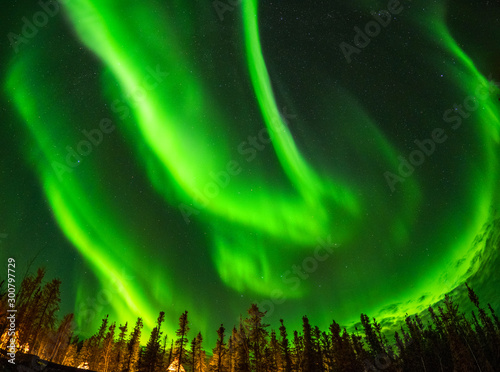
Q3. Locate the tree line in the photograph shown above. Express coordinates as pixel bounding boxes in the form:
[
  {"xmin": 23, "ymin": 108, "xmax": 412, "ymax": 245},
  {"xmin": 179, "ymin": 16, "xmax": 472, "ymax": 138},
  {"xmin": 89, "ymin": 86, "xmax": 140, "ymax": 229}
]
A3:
[{"xmin": 1, "ymin": 268, "xmax": 500, "ymax": 372}]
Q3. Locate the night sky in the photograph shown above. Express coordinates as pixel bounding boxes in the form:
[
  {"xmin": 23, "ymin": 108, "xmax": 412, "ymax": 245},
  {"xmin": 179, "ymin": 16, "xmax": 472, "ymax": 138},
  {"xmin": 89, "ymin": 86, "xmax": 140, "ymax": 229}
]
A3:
[{"xmin": 1, "ymin": 0, "xmax": 500, "ymax": 345}]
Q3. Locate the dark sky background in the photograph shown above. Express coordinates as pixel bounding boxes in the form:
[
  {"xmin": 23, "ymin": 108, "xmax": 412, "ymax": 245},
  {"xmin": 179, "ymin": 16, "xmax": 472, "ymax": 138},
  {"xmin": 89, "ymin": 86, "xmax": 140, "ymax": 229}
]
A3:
[{"xmin": 1, "ymin": 0, "xmax": 500, "ymax": 346}]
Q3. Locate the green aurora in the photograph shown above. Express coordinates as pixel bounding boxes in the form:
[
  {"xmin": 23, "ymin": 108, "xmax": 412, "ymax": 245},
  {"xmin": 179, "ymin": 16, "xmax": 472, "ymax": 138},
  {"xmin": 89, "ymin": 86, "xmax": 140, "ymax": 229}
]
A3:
[{"xmin": 1, "ymin": 0, "xmax": 500, "ymax": 344}]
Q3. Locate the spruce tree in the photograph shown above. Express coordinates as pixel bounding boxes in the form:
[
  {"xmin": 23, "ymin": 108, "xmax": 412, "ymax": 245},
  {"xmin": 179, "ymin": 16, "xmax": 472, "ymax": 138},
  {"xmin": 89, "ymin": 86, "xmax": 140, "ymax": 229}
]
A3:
[
  {"xmin": 167, "ymin": 340, "xmax": 174, "ymax": 369},
  {"xmin": 244, "ymin": 304, "xmax": 269, "ymax": 372},
  {"xmin": 88, "ymin": 315, "xmax": 109, "ymax": 371},
  {"xmin": 48, "ymin": 313, "xmax": 74, "ymax": 363},
  {"xmin": 487, "ymin": 303, "xmax": 500, "ymax": 331},
  {"xmin": 143, "ymin": 327, "xmax": 160, "ymax": 372},
  {"xmin": 278, "ymin": 319, "xmax": 292, "ymax": 372},
  {"xmin": 190, "ymin": 332, "xmax": 205, "ymax": 372},
  {"xmin": 227, "ymin": 330, "xmax": 235, "ymax": 372},
  {"xmin": 313, "ymin": 326, "xmax": 325, "ymax": 372},
  {"xmin": 11, "ymin": 268, "xmax": 46, "ymax": 347},
  {"xmin": 266, "ymin": 329, "xmax": 280, "ymax": 372},
  {"xmin": 360, "ymin": 314, "xmax": 383, "ymax": 357},
  {"xmin": 234, "ymin": 318, "xmax": 250, "ymax": 372},
  {"xmin": 210, "ymin": 324, "xmax": 226, "ymax": 372},
  {"xmin": 77, "ymin": 338, "xmax": 93, "ymax": 369},
  {"xmin": 175, "ymin": 311, "xmax": 190, "ymax": 372},
  {"xmin": 101, "ymin": 322, "xmax": 117, "ymax": 372},
  {"xmin": 190, "ymin": 336, "xmax": 197, "ymax": 372},
  {"xmin": 114, "ymin": 322, "xmax": 129, "ymax": 372},
  {"xmin": 301, "ymin": 316, "xmax": 315, "ymax": 372},
  {"xmin": 341, "ymin": 329, "xmax": 362, "ymax": 371},
  {"xmin": 292, "ymin": 330, "xmax": 303, "ymax": 370},
  {"xmin": 125, "ymin": 317, "xmax": 143, "ymax": 372},
  {"xmin": 62, "ymin": 342, "xmax": 78, "ymax": 367},
  {"xmin": 31, "ymin": 278, "xmax": 62, "ymax": 354},
  {"xmin": 196, "ymin": 333, "xmax": 206, "ymax": 372},
  {"xmin": 143, "ymin": 312, "xmax": 165, "ymax": 372}
]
